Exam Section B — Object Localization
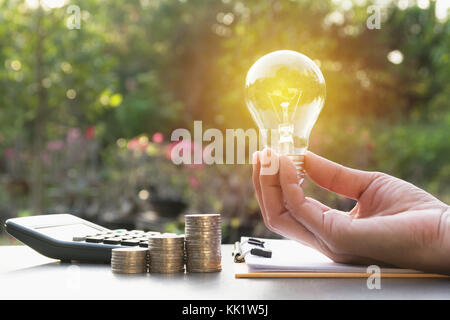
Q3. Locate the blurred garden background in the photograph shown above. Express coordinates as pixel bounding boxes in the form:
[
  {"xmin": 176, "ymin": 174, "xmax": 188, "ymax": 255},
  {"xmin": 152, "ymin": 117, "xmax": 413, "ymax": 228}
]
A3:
[{"xmin": 0, "ymin": 0, "xmax": 449, "ymax": 244}]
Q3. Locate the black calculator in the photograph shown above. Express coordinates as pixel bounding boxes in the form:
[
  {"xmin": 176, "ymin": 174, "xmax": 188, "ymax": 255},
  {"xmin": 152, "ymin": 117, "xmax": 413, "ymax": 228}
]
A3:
[{"xmin": 5, "ymin": 214, "xmax": 161, "ymax": 263}]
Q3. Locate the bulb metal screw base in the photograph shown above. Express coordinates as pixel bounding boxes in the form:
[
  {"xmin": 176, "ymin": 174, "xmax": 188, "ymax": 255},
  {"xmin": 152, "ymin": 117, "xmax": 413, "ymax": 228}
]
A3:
[{"xmin": 287, "ymin": 154, "xmax": 305, "ymax": 185}]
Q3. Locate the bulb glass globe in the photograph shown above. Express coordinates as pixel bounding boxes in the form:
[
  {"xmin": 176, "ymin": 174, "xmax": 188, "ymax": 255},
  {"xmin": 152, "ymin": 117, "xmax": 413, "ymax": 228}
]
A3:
[{"xmin": 245, "ymin": 50, "xmax": 326, "ymax": 183}]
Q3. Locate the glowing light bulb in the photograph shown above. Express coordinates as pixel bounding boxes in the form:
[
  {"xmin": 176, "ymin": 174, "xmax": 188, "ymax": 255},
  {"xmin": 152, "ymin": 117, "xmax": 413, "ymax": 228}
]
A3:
[{"xmin": 245, "ymin": 50, "xmax": 326, "ymax": 183}]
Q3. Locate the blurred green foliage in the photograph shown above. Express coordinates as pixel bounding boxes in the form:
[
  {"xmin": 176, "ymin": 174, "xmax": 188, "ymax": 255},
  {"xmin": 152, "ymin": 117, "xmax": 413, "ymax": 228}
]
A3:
[{"xmin": 0, "ymin": 0, "xmax": 448, "ymax": 230}]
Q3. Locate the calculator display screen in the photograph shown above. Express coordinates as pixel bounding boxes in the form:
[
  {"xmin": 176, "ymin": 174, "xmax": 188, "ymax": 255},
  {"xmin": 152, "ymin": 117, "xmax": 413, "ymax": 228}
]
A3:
[{"xmin": 35, "ymin": 223, "xmax": 102, "ymax": 241}]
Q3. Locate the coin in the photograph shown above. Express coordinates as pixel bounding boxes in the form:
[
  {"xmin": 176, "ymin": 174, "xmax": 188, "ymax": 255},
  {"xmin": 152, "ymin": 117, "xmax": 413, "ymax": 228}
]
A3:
[
  {"xmin": 146, "ymin": 234, "xmax": 185, "ymax": 274},
  {"xmin": 186, "ymin": 216, "xmax": 221, "ymax": 219},
  {"xmin": 184, "ymin": 213, "xmax": 222, "ymax": 273},
  {"xmin": 111, "ymin": 247, "xmax": 149, "ymax": 274}
]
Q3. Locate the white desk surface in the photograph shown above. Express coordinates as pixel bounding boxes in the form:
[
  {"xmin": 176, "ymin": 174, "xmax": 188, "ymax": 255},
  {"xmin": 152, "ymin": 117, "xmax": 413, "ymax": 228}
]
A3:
[{"xmin": 1, "ymin": 245, "xmax": 450, "ymax": 299}]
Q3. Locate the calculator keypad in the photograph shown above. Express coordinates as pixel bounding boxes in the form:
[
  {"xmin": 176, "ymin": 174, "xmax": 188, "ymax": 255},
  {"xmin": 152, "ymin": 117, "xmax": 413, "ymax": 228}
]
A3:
[{"xmin": 74, "ymin": 229, "xmax": 161, "ymax": 247}]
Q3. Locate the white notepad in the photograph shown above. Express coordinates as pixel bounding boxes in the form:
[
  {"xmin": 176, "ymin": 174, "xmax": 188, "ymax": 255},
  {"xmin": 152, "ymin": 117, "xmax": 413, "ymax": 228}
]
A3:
[{"xmin": 241, "ymin": 237, "xmax": 421, "ymax": 274}]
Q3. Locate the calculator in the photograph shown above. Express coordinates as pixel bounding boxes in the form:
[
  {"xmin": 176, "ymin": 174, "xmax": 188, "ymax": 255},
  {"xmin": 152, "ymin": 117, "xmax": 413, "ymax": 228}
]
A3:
[{"xmin": 5, "ymin": 214, "xmax": 160, "ymax": 263}]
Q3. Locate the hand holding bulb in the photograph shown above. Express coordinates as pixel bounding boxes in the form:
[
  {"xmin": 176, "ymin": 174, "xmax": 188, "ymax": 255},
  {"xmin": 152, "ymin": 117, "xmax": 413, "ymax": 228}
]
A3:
[
  {"xmin": 252, "ymin": 144, "xmax": 450, "ymax": 274},
  {"xmin": 246, "ymin": 50, "xmax": 326, "ymax": 184}
]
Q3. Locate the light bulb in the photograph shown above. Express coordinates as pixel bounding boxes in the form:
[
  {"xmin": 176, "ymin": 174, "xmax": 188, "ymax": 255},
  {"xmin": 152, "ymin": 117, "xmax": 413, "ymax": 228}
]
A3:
[{"xmin": 245, "ymin": 50, "xmax": 326, "ymax": 184}]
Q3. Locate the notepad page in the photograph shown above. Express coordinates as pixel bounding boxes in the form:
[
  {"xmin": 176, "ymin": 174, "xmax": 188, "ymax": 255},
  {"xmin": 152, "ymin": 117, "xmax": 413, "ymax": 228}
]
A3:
[{"xmin": 241, "ymin": 237, "xmax": 421, "ymax": 274}]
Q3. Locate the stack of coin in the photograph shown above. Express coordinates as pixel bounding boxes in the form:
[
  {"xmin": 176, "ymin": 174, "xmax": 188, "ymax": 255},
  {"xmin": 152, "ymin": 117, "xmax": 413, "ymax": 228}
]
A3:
[
  {"xmin": 185, "ymin": 214, "xmax": 222, "ymax": 272},
  {"xmin": 148, "ymin": 234, "xmax": 185, "ymax": 273},
  {"xmin": 111, "ymin": 247, "xmax": 148, "ymax": 274}
]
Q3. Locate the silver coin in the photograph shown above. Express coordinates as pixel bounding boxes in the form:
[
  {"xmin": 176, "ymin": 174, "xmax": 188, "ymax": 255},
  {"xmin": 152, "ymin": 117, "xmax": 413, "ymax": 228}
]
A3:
[
  {"xmin": 185, "ymin": 231, "xmax": 222, "ymax": 234},
  {"xmin": 149, "ymin": 265, "xmax": 184, "ymax": 269},
  {"xmin": 111, "ymin": 266, "xmax": 148, "ymax": 271},
  {"xmin": 149, "ymin": 245, "xmax": 184, "ymax": 249},
  {"xmin": 185, "ymin": 239, "xmax": 221, "ymax": 243},
  {"xmin": 186, "ymin": 249, "xmax": 221, "ymax": 253},
  {"xmin": 112, "ymin": 256, "xmax": 148, "ymax": 261},
  {"xmin": 149, "ymin": 251, "xmax": 184, "ymax": 256},
  {"xmin": 186, "ymin": 268, "xmax": 221, "ymax": 273},
  {"xmin": 150, "ymin": 259, "xmax": 184, "ymax": 264},
  {"xmin": 112, "ymin": 252, "xmax": 149, "ymax": 257},
  {"xmin": 112, "ymin": 260, "xmax": 147, "ymax": 265},
  {"xmin": 149, "ymin": 263, "xmax": 184, "ymax": 268},
  {"xmin": 112, "ymin": 265, "xmax": 148, "ymax": 270},
  {"xmin": 149, "ymin": 246, "xmax": 184, "ymax": 250},
  {"xmin": 185, "ymin": 235, "xmax": 221, "ymax": 238},
  {"xmin": 185, "ymin": 245, "xmax": 220, "ymax": 249},
  {"xmin": 185, "ymin": 224, "xmax": 221, "ymax": 227},
  {"xmin": 149, "ymin": 264, "xmax": 184, "ymax": 269},
  {"xmin": 185, "ymin": 230, "xmax": 221, "ymax": 234},
  {"xmin": 149, "ymin": 264, "xmax": 184, "ymax": 268},
  {"xmin": 148, "ymin": 245, "xmax": 185, "ymax": 249},
  {"xmin": 185, "ymin": 223, "xmax": 221, "ymax": 228},
  {"xmin": 150, "ymin": 257, "xmax": 184, "ymax": 262},
  {"xmin": 186, "ymin": 258, "xmax": 221, "ymax": 264},
  {"xmin": 186, "ymin": 263, "xmax": 221, "ymax": 268},
  {"xmin": 185, "ymin": 213, "xmax": 220, "ymax": 217},
  {"xmin": 149, "ymin": 269, "xmax": 184, "ymax": 274},
  {"xmin": 186, "ymin": 251, "xmax": 221, "ymax": 255},
  {"xmin": 111, "ymin": 259, "xmax": 148, "ymax": 264},
  {"xmin": 112, "ymin": 269, "xmax": 148, "ymax": 274}
]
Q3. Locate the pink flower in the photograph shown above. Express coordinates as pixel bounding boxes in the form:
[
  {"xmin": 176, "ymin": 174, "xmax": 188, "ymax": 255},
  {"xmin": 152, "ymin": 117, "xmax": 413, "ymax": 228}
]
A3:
[
  {"xmin": 4, "ymin": 148, "xmax": 15, "ymax": 159},
  {"xmin": 152, "ymin": 132, "xmax": 164, "ymax": 144},
  {"xmin": 127, "ymin": 137, "xmax": 148, "ymax": 152},
  {"xmin": 188, "ymin": 175, "xmax": 200, "ymax": 189},
  {"xmin": 41, "ymin": 152, "xmax": 50, "ymax": 164},
  {"xmin": 127, "ymin": 137, "xmax": 140, "ymax": 151},
  {"xmin": 67, "ymin": 128, "xmax": 81, "ymax": 143},
  {"xmin": 47, "ymin": 140, "xmax": 64, "ymax": 151},
  {"xmin": 85, "ymin": 126, "xmax": 96, "ymax": 140}
]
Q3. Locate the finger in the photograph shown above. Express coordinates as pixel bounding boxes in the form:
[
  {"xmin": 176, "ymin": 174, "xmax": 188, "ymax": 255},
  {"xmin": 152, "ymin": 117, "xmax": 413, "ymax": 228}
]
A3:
[
  {"xmin": 257, "ymin": 149, "xmax": 318, "ymax": 246},
  {"xmin": 252, "ymin": 151, "xmax": 268, "ymax": 225},
  {"xmin": 266, "ymin": 212, "xmax": 319, "ymax": 247},
  {"xmin": 280, "ymin": 155, "xmax": 360, "ymax": 254},
  {"xmin": 259, "ymin": 148, "xmax": 284, "ymax": 217},
  {"xmin": 305, "ymin": 151, "xmax": 378, "ymax": 200},
  {"xmin": 279, "ymin": 155, "xmax": 328, "ymax": 235}
]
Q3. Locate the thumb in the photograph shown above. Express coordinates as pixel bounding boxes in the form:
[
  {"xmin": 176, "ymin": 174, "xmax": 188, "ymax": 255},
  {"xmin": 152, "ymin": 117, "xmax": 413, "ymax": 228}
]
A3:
[
  {"xmin": 305, "ymin": 151, "xmax": 378, "ymax": 200},
  {"xmin": 280, "ymin": 155, "xmax": 358, "ymax": 252}
]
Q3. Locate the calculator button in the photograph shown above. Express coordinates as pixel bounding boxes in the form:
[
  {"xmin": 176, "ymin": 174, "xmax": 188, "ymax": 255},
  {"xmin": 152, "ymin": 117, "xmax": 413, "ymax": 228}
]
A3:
[
  {"xmin": 103, "ymin": 238, "xmax": 121, "ymax": 245},
  {"xmin": 85, "ymin": 236, "xmax": 104, "ymax": 243},
  {"xmin": 139, "ymin": 242, "xmax": 148, "ymax": 248},
  {"xmin": 131, "ymin": 230, "xmax": 145, "ymax": 234},
  {"xmin": 120, "ymin": 236, "xmax": 134, "ymax": 240},
  {"xmin": 72, "ymin": 236, "xmax": 86, "ymax": 241},
  {"xmin": 121, "ymin": 239, "xmax": 140, "ymax": 246},
  {"xmin": 113, "ymin": 229, "xmax": 127, "ymax": 234}
]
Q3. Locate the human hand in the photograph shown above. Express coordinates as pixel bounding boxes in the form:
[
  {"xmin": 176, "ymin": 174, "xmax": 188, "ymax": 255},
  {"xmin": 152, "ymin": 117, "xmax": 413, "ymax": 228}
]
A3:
[{"xmin": 252, "ymin": 149, "xmax": 450, "ymax": 274}]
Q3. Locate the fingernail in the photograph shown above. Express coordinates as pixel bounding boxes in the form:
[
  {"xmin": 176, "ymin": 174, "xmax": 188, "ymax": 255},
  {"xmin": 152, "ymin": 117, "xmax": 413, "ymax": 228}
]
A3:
[
  {"xmin": 252, "ymin": 151, "xmax": 259, "ymax": 165},
  {"xmin": 261, "ymin": 148, "xmax": 270, "ymax": 166}
]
